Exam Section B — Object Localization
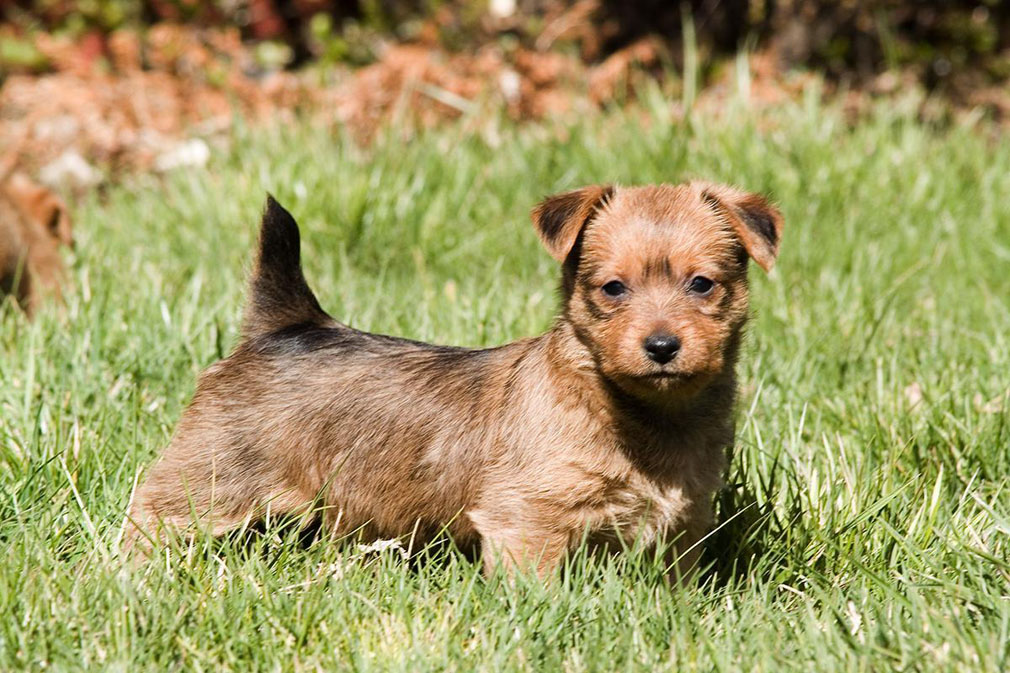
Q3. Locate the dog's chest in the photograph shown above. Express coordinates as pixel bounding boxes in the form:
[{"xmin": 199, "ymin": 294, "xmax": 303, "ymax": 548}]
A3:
[
  {"xmin": 583, "ymin": 472, "xmax": 695, "ymax": 546},
  {"xmin": 559, "ymin": 434, "xmax": 725, "ymax": 548}
]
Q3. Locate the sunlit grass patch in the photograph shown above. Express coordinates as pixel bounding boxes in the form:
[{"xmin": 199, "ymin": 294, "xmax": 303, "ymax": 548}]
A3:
[{"xmin": 1, "ymin": 99, "xmax": 1008, "ymax": 670}]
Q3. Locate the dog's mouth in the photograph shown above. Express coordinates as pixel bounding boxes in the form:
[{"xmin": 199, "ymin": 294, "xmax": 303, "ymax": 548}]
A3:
[
  {"xmin": 640, "ymin": 370, "xmax": 696, "ymax": 382},
  {"xmin": 605, "ymin": 367, "xmax": 713, "ymax": 403}
]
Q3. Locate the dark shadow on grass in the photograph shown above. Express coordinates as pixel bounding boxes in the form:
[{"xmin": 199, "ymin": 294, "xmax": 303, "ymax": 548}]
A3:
[
  {"xmin": 701, "ymin": 447, "xmax": 807, "ymax": 588},
  {"xmin": 211, "ymin": 514, "xmax": 482, "ymax": 574},
  {"xmin": 206, "ymin": 502, "xmax": 799, "ymax": 589},
  {"xmin": 188, "ymin": 446, "xmax": 807, "ymax": 590}
]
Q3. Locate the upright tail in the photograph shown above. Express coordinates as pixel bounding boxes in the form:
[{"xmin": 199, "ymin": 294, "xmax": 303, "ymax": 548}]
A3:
[{"xmin": 242, "ymin": 196, "xmax": 331, "ymax": 339}]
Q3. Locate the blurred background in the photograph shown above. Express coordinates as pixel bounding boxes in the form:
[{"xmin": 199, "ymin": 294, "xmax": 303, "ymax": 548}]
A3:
[{"xmin": 2, "ymin": 1, "xmax": 1009, "ymax": 188}]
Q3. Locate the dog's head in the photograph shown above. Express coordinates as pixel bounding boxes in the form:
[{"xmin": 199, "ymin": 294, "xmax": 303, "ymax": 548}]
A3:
[
  {"xmin": 532, "ymin": 181, "xmax": 782, "ymax": 401},
  {"xmin": 3, "ymin": 173, "xmax": 74, "ymax": 249}
]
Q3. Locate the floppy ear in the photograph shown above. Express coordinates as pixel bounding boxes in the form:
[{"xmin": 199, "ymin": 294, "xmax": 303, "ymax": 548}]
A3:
[
  {"xmin": 531, "ymin": 184, "xmax": 614, "ymax": 262},
  {"xmin": 5, "ymin": 173, "xmax": 74, "ymax": 249},
  {"xmin": 694, "ymin": 182, "xmax": 784, "ymax": 272},
  {"xmin": 42, "ymin": 197, "xmax": 73, "ymax": 249}
]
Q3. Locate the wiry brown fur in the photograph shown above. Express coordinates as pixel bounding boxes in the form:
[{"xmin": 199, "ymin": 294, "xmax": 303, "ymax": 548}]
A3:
[
  {"xmin": 0, "ymin": 172, "xmax": 73, "ymax": 315},
  {"xmin": 125, "ymin": 183, "xmax": 783, "ymax": 579}
]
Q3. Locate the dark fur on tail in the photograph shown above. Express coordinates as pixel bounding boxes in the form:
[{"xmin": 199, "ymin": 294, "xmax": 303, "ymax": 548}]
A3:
[{"xmin": 242, "ymin": 196, "xmax": 331, "ymax": 338}]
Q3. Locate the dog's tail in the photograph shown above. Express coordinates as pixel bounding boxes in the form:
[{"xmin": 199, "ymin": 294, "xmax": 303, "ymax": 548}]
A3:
[{"xmin": 242, "ymin": 196, "xmax": 331, "ymax": 339}]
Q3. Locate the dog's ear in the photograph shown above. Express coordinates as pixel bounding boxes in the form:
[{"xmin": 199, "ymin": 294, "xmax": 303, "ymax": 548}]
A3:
[
  {"xmin": 5, "ymin": 173, "xmax": 73, "ymax": 248},
  {"xmin": 531, "ymin": 185, "xmax": 614, "ymax": 262},
  {"xmin": 42, "ymin": 198, "xmax": 73, "ymax": 249},
  {"xmin": 695, "ymin": 182, "xmax": 784, "ymax": 272}
]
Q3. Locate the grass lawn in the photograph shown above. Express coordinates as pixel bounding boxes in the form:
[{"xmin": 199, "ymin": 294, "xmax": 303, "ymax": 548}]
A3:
[{"xmin": 1, "ymin": 94, "xmax": 1008, "ymax": 671}]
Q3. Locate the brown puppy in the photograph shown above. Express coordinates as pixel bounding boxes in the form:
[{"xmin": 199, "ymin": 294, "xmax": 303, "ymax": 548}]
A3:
[
  {"xmin": 125, "ymin": 182, "xmax": 783, "ymax": 579},
  {"xmin": 0, "ymin": 172, "xmax": 74, "ymax": 315}
]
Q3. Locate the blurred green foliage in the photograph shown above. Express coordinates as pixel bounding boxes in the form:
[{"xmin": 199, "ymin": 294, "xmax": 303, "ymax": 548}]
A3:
[
  {"xmin": 2, "ymin": 1, "xmax": 1009, "ymax": 87},
  {"xmin": 0, "ymin": 32, "xmax": 48, "ymax": 71},
  {"xmin": 5, "ymin": 0, "xmax": 143, "ymax": 32}
]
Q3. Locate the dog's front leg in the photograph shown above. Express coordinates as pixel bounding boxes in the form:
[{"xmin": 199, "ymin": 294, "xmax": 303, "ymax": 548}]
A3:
[
  {"xmin": 665, "ymin": 499, "xmax": 713, "ymax": 585},
  {"xmin": 470, "ymin": 504, "xmax": 571, "ymax": 579},
  {"xmin": 666, "ymin": 537, "xmax": 701, "ymax": 585},
  {"xmin": 479, "ymin": 529, "xmax": 570, "ymax": 580}
]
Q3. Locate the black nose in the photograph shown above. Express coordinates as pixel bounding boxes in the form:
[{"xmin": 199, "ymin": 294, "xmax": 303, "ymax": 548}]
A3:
[{"xmin": 643, "ymin": 333, "xmax": 681, "ymax": 364}]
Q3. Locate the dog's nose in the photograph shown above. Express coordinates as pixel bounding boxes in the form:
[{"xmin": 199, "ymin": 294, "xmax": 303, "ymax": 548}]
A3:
[{"xmin": 643, "ymin": 333, "xmax": 681, "ymax": 364}]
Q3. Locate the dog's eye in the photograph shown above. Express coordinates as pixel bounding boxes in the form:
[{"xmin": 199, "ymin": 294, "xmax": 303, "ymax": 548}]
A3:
[
  {"xmin": 601, "ymin": 280, "xmax": 628, "ymax": 297},
  {"xmin": 688, "ymin": 276, "xmax": 714, "ymax": 295}
]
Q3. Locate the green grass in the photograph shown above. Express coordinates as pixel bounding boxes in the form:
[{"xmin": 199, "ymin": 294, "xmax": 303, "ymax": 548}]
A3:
[{"xmin": 1, "ymin": 95, "xmax": 1009, "ymax": 671}]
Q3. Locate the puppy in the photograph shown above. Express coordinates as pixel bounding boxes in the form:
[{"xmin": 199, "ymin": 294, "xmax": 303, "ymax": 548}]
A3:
[
  {"xmin": 0, "ymin": 171, "xmax": 74, "ymax": 315},
  {"xmin": 125, "ymin": 182, "xmax": 783, "ymax": 579}
]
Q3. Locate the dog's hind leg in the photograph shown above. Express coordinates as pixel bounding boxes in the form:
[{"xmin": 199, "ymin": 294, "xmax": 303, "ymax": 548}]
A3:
[{"xmin": 121, "ymin": 447, "xmax": 314, "ymax": 560}]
